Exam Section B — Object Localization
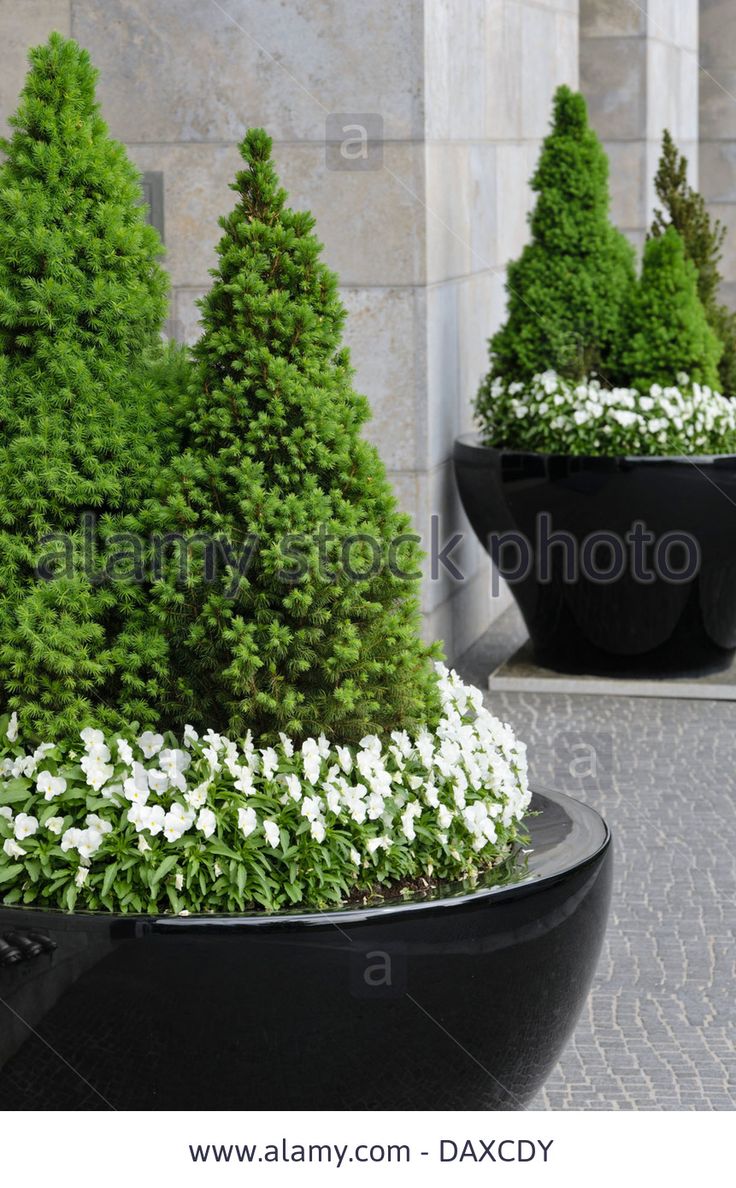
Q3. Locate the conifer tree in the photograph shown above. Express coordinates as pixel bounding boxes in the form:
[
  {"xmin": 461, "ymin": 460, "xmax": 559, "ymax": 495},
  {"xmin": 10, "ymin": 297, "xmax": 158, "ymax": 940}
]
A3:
[
  {"xmin": 149, "ymin": 129, "xmax": 438, "ymax": 744},
  {"xmin": 651, "ymin": 130, "xmax": 736, "ymax": 396},
  {"xmin": 0, "ymin": 34, "xmax": 173, "ymax": 738},
  {"xmin": 481, "ymin": 86, "xmax": 635, "ymax": 387},
  {"xmin": 617, "ymin": 226, "xmax": 722, "ymax": 392}
]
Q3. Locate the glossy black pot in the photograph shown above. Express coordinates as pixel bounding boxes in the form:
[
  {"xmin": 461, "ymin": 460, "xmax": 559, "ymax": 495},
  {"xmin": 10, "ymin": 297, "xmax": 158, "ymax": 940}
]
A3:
[
  {"xmin": 0, "ymin": 789, "xmax": 610, "ymax": 1111},
  {"xmin": 455, "ymin": 436, "xmax": 736, "ymax": 671}
]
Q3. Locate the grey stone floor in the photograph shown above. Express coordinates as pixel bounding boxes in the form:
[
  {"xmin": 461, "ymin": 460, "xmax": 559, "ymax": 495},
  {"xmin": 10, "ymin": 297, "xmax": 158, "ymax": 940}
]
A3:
[{"xmin": 457, "ymin": 607, "xmax": 736, "ymax": 1110}]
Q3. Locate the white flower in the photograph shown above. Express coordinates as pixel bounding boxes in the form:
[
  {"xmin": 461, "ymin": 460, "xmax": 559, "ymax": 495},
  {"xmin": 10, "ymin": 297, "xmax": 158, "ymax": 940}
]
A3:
[
  {"xmin": 261, "ymin": 747, "xmax": 279, "ymax": 780},
  {"xmin": 124, "ymin": 763, "xmax": 150, "ymax": 805},
  {"xmin": 278, "ymin": 732, "xmax": 294, "ymax": 758},
  {"xmin": 175, "ymin": 872, "xmax": 184, "ymax": 892},
  {"xmin": 284, "ymin": 773, "xmax": 302, "ymax": 802},
  {"xmin": 163, "ymin": 804, "xmax": 196, "ymax": 842},
  {"xmin": 86, "ymin": 813, "xmax": 112, "ymax": 835},
  {"xmin": 81, "ymin": 754, "xmax": 114, "ymax": 792},
  {"xmin": 301, "ymin": 738, "xmax": 322, "ymax": 785},
  {"xmin": 14, "ymin": 813, "xmax": 38, "ymax": 840},
  {"xmin": 138, "ymin": 731, "xmax": 164, "ymax": 759},
  {"xmin": 350, "ymin": 847, "xmax": 361, "ymax": 865},
  {"xmin": 336, "ymin": 745, "xmax": 353, "ymax": 774},
  {"xmin": 310, "ymin": 819, "xmax": 326, "ymax": 843},
  {"xmin": 183, "ymin": 724, "xmax": 199, "ymax": 748},
  {"xmin": 300, "ymin": 795, "xmax": 322, "ymax": 822},
  {"xmin": 147, "ymin": 768, "xmax": 170, "ymax": 796},
  {"xmin": 75, "ymin": 867, "xmax": 89, "ymax": 888},
  {"xmin": 197, "ymin": 808, "xmax": 216, "ymax": 838},
  {"xmin": 202, "ymin": 730, "xmax": 222, "ymax": 752},
  {"xmin": 61, "ymin": 828, "xmax": 83, "ymax": 853},
  {"xmin": 366, "ymin": 836, "xmax": 391, "ymax": 855},
  {"xmin": 0, "ymin": 806, "xmax": 13, "ymax": 821},
  {"xmin": 159, "ymin": 748, "xmax": 191, "ymax": 780},
  {"xmin": 3, "ymin": 838, "xmax": 24, "ymax": 858},
  {"xmin": 138, "ymin": 835, "xmax": 151, "ymax": 853},
  {"xmin": 263, "ymin": 819, "xmax": 281, "ymax": 848},
  {"xmin": 438, "ymin": 804, "xmax": 454, "ymax": 829},
  {"xmin": 185, "ymin": 781, "xmax": 210, "ymax": 809},
  {"xmin": 400, "ymin": 801, "xmax": 422, "ymax": 842},
  {"xmin": 117, "ymin": 738, "xmax": 134, "ymax": 767},
  {"xmin": 238, "ymin": 806, "xmax": 257, "ymax": 838},
  {"xmin": 81, "ymin": 727, "xmax": 105, "ymax": 750},
  {"xmin": 77, "ymin": 827, "xmax": 104, "ymax": 859},
  {"xmin": 6, "ymin": 712, "xmax": 18, "ymax": 742},
  {"xmin": 36, "ymin": 770, "xmax": 67, "ymax": 801}
]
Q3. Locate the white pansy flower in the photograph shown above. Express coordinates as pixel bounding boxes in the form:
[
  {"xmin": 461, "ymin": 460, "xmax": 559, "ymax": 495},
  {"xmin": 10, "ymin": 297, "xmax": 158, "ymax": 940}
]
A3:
[
  {"xmin": 116, "ymin": 738, "xmax": 134, "ymax": 767},
  {"xmin": 86, "ymin": 813, "xmax": 112, "ymax": 835},
  {"xmin": 3, "ymin": 837, "xmax": 24, "ymax": 858},
  {"xmin": 238, "ymin": 806, "xmax": 257, "ymax": 838},
  {"xmin": 175, "ymin": 872, "xmax": 184, "ymax": 892},
  {"xmin": 284, "ymin": 773, "xmax": 302, "ymax": 802},
  {"xmin": 138, "ymin": 835, "xmax": 151, "ymax": 853},
  {"xmin": 202, "ymin": 730, "xmax": 222, "ymax": 752},
  {"xmin": 366, "ymin": 836, "xmax": 391, "ymax": 855},
  {"xmin": 159, "ymin": 748, "xmax": 191, "ymax": 780},
  {"xmin": 14, "ymin": 813, "xmax": 38, "ymax": 840},
  {"xmin": 310, "ymin": 819, "xmax": 326, "ymax": 843},
  {"xmin": 147, "ymin": 768, "xmax": 170, "ymax": 796},
  {"xmin": 81, "ymin": 727, "xmax": 105, "ymax": 750},
  {"xmin": 261, "ymin": 747, "xmax": 279, "ymax": 780},
  {"xmin": 138, "ymin": 731, "xmax": 164, "ymax": 759},
  {"xmin": 36, "ymin": 770, "xmax": 67, "ymax": 801},
  {"xmin": 61, "ymin": 827, "xmax": 83, "ymax": 853},
  {"xmin": 197, "ymin": 808, "xmax": 216, "ymax": 839},
  {"xmin": 77, "ymin": 827, "xmax": 104, "ymax": 860},
  {"xmin": 0, "ymin": 806, "xmax": 13, "ymax": 821},
  {"xmin": 185, "ymin": 781, "xmax": 210, "ymax": 809},
  {"xmin": 301, "ymin": 738, "xmax": 321, "ymax": 785},
  {"xmin": 278, "ymin": 732, "xmax": 294, "ymax": 758},
  {"xmin": 183, "ymin": 724, "xmax": 199, "ymax": 748},
  {"xmin": 75, "ymin": 867, "xmax": 89, "ymax": 888},
  {"xmin": 263, "ymin": 819, "xmax": 281, "ymax": 848},
  {"xmin": 81, "ymin": 753, "xmax": 114, "ymax": 792},
  {"xmin": 6, "ymin": 712, "xmax": 19, "ymax": 743}
]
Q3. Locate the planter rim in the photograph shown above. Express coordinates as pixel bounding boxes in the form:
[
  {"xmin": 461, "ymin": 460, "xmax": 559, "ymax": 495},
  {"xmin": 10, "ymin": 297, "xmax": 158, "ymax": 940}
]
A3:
[
  {"xmin": 0, "ymin": 788, "xmax": 609, "ymax": 930},
  {"xmin": 455, "ymin": 431, "xmax": 736, "ymax": 468}
]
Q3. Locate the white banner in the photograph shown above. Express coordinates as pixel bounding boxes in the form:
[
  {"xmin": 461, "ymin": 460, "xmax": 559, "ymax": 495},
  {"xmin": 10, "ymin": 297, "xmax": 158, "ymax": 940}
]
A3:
[{"xmin": 1, "ymin": 1109, "xmax": 732, "ymax": 1187}]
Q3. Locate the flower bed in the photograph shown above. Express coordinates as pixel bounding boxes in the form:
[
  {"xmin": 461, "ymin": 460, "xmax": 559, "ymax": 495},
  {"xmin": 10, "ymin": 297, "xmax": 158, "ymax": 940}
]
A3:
[
  {"xmin": 0, "ymin": 665, "xmax": 530, "ymax": 915},
  {"xmin": 476, "ymin": 370, "xmax": 736, "ymax": 457}
]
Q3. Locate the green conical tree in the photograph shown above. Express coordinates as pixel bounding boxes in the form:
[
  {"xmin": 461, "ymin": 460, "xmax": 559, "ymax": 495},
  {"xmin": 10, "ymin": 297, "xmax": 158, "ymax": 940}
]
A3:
[
  {"xmin": 616, "ymin": 226, "xmax": 722, "ymax": 392},
  {"xmin": 148, "ymin": 129, "xmax": 439, "ymax": 744},
  {"xmin": 651, "ymin": 130, "xmax": 736, "ymax": 396},
  {"xmin": 0, "ymin": 34, "xmax": 174, "ymax": 739},
  {"xmin": 480, "ymin": 85, "xmax": 635, "ymax": 389}
]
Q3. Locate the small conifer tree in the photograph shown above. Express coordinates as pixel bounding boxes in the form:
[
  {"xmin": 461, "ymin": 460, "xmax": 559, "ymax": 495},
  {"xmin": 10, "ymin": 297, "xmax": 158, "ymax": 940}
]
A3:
[
  {"xmin": 149, "ymin": 129, "xmax": 439, "ymax": 744},
  {"xmin": 651, "ymin": 130, "xmax": 736, "ymax": 396},
  {"xmin": 0, "ymin": 34, "xmax": 173, "ymax": 738},
  {"xmin": 480, "ymin": 85, "xmax": 635, "ymax": 389},
  {"xmin": 616, "ymin": 226, "xmax": 722, "ymax": 392}
]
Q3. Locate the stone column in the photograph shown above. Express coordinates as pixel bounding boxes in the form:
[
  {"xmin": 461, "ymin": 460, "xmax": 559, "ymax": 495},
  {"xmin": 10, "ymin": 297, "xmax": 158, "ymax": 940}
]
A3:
[
  {"xmin": 700, "ymin": 0, "xmax": 736, "ymax": 310},
  {"xmin": 580, "ymin": 0, "xmax": 699, "ymax": 253},
  {"xmin": 0, "ymin": 0, "xmax": 578, "ymax": 661}
]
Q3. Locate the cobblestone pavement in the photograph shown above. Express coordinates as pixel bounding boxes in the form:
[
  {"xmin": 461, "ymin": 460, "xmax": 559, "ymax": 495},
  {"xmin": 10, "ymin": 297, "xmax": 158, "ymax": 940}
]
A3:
[{"xmin": 458, "ymin": 608, "xmax": 736, "ymax": 1110}]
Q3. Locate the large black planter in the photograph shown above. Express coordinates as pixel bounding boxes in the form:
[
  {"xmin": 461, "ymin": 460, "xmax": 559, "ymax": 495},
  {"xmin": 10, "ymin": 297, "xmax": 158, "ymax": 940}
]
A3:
[
  {"xmin": 455, "ymin": 436, "xmax": 736, "ymax": 671},
  {"xmin": 0, "ymin": 789, "xmax": 611, "ymax": 1110}
]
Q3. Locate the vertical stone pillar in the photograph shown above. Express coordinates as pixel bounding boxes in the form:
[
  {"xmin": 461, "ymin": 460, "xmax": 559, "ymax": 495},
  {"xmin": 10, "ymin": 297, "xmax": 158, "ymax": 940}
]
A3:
[
  {"xmin": 580, "ymin": 0, "xmax": 699, "ymax": 252},
  {"xmin": 700, "ymin": 0, "xmax": 736, "ymax": 310},
  {"xmin": 0, "ymin": 0, "xmax": 579, "ymax": 661}
]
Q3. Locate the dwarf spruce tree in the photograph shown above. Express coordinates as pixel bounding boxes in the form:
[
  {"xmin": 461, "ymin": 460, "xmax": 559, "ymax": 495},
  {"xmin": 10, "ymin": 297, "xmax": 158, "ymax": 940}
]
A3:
[
  {"xmin": 149, "ymin": 129, "xmax": 438, "ymax": 743},
  {"xmin": 651, "ymin": 130, "xmax": 736, "ymax": 395},
  {"xmin": 617, "ymin": 226, "xmax": 722, "ymax": 392},
  {"xmin": 480, "ymin": 86, "xmax": 634, "ymax": 391},
  {"xmin": 0, "ymin": 34, "xmax": 172, "ymax": 738}
]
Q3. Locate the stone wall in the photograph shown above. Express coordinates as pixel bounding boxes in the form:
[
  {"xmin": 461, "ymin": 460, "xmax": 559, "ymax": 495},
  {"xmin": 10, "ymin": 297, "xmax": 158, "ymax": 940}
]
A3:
[
  {"xmin": 580, "ymin": 0, "xmax": 699, "ymax": 253},
  {"xmin": 700, "ymin": 0, "xmax": 736, "ymax": 310}
]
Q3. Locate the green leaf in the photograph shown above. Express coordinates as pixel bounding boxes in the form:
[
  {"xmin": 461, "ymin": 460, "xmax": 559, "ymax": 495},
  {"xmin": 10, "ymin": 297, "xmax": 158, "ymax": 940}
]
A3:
[
  {"xmin": 151, "ymin": 854, "xmax": 178, "ymax": 887},
  {"xmin": 0, "ymin": 864, "xmax": 23, "ymax": 885}
]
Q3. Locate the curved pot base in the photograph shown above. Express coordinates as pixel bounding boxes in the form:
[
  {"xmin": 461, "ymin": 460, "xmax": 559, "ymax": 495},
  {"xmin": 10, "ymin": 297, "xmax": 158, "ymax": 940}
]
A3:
[
  {"xmin": 0, "ymin": 790, "xmax": 611, "ymax": 1111},
  {"xmin": 454, "ymin": 437, "xmax": 736, "ymax": 668}
]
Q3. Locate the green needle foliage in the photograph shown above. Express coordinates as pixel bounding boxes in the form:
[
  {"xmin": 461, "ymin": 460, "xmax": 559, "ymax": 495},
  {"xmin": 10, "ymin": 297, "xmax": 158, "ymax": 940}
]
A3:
[
  {"xmin": 480, "ymin": 85, "xmax": 634, "ymax": 389},
  {"xmin": 149, "ymin": 129, "xmax": 439, "ymax": 744},
  {"xmin": 651, "ymin": 130, "xmax": 736, "ymax": 396},
  {"xmin": 0, "ymin": 34, "xmax": 174, "ymax": 740},
  {"xmin": 616, "ymin": 226, "xmax": 722, "ymax": 392}
]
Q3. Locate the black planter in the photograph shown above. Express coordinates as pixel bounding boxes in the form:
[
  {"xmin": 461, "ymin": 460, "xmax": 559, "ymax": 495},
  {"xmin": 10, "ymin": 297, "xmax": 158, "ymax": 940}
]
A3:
[
  {"xmin": 455, "ymin": 436, "xmax": 736, "ymax": 671},
  {"xmin": 0, "ymin": 789, "xmax": 611, "ymax": 1110}
]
